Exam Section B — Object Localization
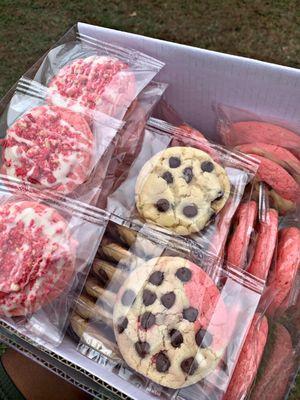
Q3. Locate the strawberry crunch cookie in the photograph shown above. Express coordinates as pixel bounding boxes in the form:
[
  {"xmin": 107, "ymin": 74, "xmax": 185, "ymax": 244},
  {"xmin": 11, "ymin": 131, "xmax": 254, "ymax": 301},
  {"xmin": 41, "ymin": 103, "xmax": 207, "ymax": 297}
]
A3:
[
  {"xmin": 0, "ymin": 200, "xmax": 76, "ymax": 317},
  {"xmin": 135, "ymin": 147, "xmax": 230, "ymax": 235},
  {"xmin": 1, "ymin": 105, "xmax": 94, "ymax": 194},
  {"xmin": 113, "ymin": 256, "xmax": 227, "ymax": 389},
  {"xmin": 48, "ymin": 55, "xmax": 136, "ymax": 116}
]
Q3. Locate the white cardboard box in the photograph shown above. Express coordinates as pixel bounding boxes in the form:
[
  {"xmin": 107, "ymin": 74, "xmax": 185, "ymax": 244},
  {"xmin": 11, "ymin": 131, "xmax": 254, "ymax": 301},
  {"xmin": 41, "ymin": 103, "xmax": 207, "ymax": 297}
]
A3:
[
  {"xmin": 79, "ymin": 22, "xmax": 300, "ymax": 141},
  {"xmin": 1, "ymin": 22, "xmax": 300, "ymax": 400}
]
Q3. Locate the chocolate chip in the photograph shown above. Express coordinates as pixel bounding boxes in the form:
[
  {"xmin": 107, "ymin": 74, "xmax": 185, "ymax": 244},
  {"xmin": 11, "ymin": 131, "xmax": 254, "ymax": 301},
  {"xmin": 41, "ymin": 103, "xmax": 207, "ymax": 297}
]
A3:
[
  {"xmin": 156, "ymin": 199, "xmax": 170, "ymax": 212},
  {"xmin": 169, "ymin": 329, "xmax": 183, "ymax": 348},
  {"xmin": 183, "ymin": 204, "xmax": 198, "ymax": 218},
  {"xmin": 156, "ymin": 352, "xmax": 171, "ymax": 373},
  {"xmin": 209, "ymin": 213, "xmax": 216, "ymax": 223},
  {"xmin": 195, "ymin": 329, "xmax": 213, "ymax": 348},
  {"xmin": 214, "ymin": 191, "xmax": 224, "ymax": 201},
  {"xmin": 180, "ymin": 357, "xmax": 198, "ymax": 375},
  {"xmin": 143, "ymin": 289, "xmax": 157, "ymax": 306},
  {"xmin": 162, "ymin": 171, "xmax": 173, "ymax": 184},
  {"xmin": 183, "ymin": 307, "xmax": 198, "ymax": 322},
  {"xmin": 183, "ymin": 167, "xmax": 193, "ymax": 183},
  {"xmin": 169, "ymin": 157, "xmax": 181, "ymax": 168},
  {"xmin": 175, "ymin": 267, "xmax": 192, "ymax": 282},
  {"xmin": 149, "ymin": 271, "xmax": 164, "ymax": 286},
  {"xmin": 121, "ymin": 289, "xmax": 136, "ymax": 306},
  {"xmin": 96, "ymin": 269, "xmax": 109, "ymax": 286},
  {"xmin": 201, "ymin": 161, "xmax": 214, "ymax": 172},
  {"xmin": 135, "ymin": 341, "xmax": 150, "ymax": 358},
  {"xmin": 117, "ymin": 317, "xmax": 128, "ymax": 334},
  {"xmin": 161, "ymin": 292, "xmax": 176, "ymax": 309},
  {"xmin": 140, "ymin": 312, "xmax": 156, "ymax": 330}
]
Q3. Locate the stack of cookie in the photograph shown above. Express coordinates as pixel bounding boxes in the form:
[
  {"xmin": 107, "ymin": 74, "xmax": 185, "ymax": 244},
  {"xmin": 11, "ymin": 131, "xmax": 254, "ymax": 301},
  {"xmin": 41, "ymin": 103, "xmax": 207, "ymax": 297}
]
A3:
[
  {"xmin": 71, "ymin": 226, "xmax": 141, "ymax": 360},
  {"xmin": 215, "ymin": 115, "xmax": 300, "ymax": 400}
]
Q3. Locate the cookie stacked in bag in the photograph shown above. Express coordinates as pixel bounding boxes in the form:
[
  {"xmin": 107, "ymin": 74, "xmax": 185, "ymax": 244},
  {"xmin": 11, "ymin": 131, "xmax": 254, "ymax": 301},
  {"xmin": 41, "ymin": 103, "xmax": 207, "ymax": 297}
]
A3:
[{"xmin": 0, "ymin": 31, "xmax": 165, "ymax": 346}]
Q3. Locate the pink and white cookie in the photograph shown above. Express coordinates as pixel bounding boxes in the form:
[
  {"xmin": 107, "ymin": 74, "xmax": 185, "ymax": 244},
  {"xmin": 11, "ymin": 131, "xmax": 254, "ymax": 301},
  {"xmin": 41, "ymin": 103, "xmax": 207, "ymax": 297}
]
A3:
[
  {"xmin": 48, "ymin": 55, "xmax": 136, "ymax": 117},
  {"xmin": 0, "ymin": 200, "xmax": 76, "ymax": 316},
  {"xmin": 113, "ymin": 256, "xmax": 227, "ymax": 389},
  {"xmin": 1, "ymin": 105, "xmax": 94, "ymax": 194}
]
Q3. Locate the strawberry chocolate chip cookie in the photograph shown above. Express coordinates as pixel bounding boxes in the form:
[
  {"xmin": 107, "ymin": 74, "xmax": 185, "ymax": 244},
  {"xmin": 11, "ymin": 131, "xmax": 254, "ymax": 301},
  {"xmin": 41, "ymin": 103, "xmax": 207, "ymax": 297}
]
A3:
[
  {"xmin": 48, "ymin": 55, "xmax": 136, "ymax": 117},
  {"xmin": 0, "ymin": 200, "xmax": 76, "ymax": 317},
  {"xmin": 113, "ymin": 256, "xmax": 227, "ymax": 389},
  {"xmin": 1, "ymin": 105, "xmax": 94, "ymax": 194}
]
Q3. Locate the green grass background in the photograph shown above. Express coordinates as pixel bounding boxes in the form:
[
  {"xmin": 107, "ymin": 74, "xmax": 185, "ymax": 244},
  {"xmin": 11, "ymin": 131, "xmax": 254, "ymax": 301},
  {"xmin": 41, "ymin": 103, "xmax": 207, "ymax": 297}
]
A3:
[
  {"xmin": 0, "ymin": 0, "xmax": 299, "ymax": 96},
  {"xmin": 0, "ymin": 0, "xmax": 299, "ymax": 398}
]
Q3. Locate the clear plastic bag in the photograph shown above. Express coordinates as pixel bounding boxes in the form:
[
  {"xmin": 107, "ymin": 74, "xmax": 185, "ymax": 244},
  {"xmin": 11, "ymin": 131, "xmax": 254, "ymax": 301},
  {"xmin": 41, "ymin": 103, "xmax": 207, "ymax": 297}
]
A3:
[
  {"xmin": 106, "ymin": 117, "xmax": 259, "ymax": 258},
  {"xmin": 0, "ymin": 176, "xmax": 109, "ymax": 347},
  {"xmin": 154, "ymin": 99, "xmax": 207, "ymax": 142},
  {"xmin": 225, "ymin": 202, "xmax": 278, "ymax": 281},
  {"xmin": 99, "ymin": 81, "xmax": 168, "ymax": 208},
  {"xmin": 70, "ymin": 217, "xmax": 264, "ymax": 399},
  {"xmin": 263, "ymin": 212, "xmax": 300, "ymax": 318},
  {"xmin": 221, "ymin": 312, "xmax": 268, "ymax": 400},
  {"xmin": 223, "ymin": 206, "xmax": 300, "ymax": 400},
  {"xmin": 0, "ymin": 79, "xmax": 123, "ymax": 205},
  {"xmin": 216, "ymin": 104, "xmax": 300, "ymax": 215},
  {"xmin": 223, "ymin": 311, "xmax": 299, "ymax": 400},
  {"xmin": 248, "ymin": 321, "xmax": 297, "ymax": 400},
  {"xmin": 22, "ymin": 24, "xmax": 165, "ymax": 120}
]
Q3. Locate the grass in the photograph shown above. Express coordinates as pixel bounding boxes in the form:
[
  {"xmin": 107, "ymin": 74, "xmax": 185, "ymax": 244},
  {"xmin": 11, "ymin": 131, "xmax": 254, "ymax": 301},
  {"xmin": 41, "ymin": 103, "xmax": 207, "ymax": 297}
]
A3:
[
  {"xmin": 0, "ymin": 0, "xmax": 299, "ymax": 96},
  {"xmin": 0, "ymin": 0, "xmax": 299, "ymax": 398}
]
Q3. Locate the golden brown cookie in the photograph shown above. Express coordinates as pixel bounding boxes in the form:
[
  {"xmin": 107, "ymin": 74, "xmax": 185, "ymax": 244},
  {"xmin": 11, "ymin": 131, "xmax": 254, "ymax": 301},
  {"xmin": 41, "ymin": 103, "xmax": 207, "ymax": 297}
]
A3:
[{"xmin": 135, "ymin": 147, "xmax": 230, "ymax": 235}]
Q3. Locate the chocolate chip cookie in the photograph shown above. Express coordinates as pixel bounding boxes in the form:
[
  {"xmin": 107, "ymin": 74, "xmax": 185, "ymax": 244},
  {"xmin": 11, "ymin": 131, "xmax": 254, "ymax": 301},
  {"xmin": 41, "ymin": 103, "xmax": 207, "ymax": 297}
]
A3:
[
  {"xmin": 113, "ymin": 256, "xmax": 227, "ymax": 389},
  {"xmin": 135, "ymin": 147, "xmax": 230, "ymax": 235}
]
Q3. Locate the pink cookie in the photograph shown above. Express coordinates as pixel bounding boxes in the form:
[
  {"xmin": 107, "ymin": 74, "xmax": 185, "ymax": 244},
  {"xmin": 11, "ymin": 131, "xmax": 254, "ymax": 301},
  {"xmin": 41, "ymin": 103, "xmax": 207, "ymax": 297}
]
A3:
[
  {"xmin": 247, "ymin": 209, "xmax": 278, "ymax": 280},
  {"xmin": 178, "ymin": 124, "xmax": 206, "ymax": 140},
  {"xmin": 227, "ymin": 201, "xmax": 257, "ymax": 268},
  {"xmin": 0, "ymin": 200, "xmax": 76, "ymax": 316},
  {"xmin": 174, "ymin": 124, "xmax": 219, "ymax": 160},
  {"xmin": 227, "ymin": 121, "xmax": 300, "ymax": 159},
  {"xmin": 1, "ymin": 105, "xmax": 94, "ymax": 194},
  {"xmin": 236, "ymin": 142, "xmax": 300, "ymax": 184},
  {"xmin": 224, "ymin": 313, "xmax": 268, "ymax": 400},
  {"xmin": 267, "ymin": 227, "xmax": 300, "ymax": 316},
  {"xmin": 113, "ymin": 256, "xmax": 227, "ymax": 389},
  {"xmin": 250, "ymin": 324, "xmax": 294, "ymax": 400},
  {"xmin": 48, "ymin": 55, "xmax": 136, "ymax": 117},
  {"xmin": 249, "ymin": 154, "xmax": 300, "ymax": 204}
]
